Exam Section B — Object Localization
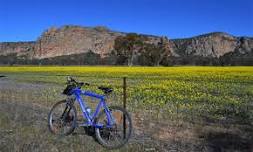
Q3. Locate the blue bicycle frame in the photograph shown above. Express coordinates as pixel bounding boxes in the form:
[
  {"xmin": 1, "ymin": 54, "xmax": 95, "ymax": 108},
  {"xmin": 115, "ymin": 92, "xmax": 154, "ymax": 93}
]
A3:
[{"xmin": 71, "ymin": 88, "xmax": 115, "ymax": 128}]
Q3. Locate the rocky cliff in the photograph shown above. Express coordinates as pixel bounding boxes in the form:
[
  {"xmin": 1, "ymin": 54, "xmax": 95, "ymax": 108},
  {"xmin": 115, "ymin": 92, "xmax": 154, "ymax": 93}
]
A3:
[
  {"xmin": 172, "ymin": 32, "xmax": 253, "ymax": 57},
  {"xmin": 33, "ymin": 26, "xmax": 125, "ymax": 59},
  {"xmin": 0, "ymin": 26, "xmax": 252, "ymax": 65},
  {"xmin": 0, "ymin": 42, "xmax": 35, "ymax": 57}
]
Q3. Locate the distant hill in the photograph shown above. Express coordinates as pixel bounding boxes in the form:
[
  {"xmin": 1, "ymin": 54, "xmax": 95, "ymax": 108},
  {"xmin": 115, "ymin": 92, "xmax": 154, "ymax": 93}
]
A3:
[{"xmin": 0, "ymin": 25, "xmax": 252, "ymax": 65}]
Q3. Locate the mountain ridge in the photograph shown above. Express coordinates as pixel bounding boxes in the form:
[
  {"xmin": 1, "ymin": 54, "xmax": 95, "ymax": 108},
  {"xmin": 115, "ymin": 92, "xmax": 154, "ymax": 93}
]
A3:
[{"xmin": 0, "ymin": 25, "xmax": 252, "ymax": 65}]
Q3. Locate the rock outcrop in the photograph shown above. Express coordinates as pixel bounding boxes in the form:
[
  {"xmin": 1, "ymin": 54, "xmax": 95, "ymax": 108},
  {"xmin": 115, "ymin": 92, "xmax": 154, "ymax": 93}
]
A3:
[
  {"xmin": 0, "ymin": 42, "xmax": 35, "ymax": 57},
  {"xmin": 234, "ymin": 37, "xmax": 253, "ymax": 54},
  {"xmin": 33, "ymin": 26, "xmax": 124, "ymax": 59},
  {"xmin": 172, "ymin": 32, "xmax": 240, "ymax": 57}
]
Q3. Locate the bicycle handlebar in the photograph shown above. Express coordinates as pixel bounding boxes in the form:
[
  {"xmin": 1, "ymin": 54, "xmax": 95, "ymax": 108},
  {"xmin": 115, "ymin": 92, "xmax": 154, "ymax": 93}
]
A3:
[{"xmin": 67, "ymin": 76, "xmax": 90, "ymax": 87}]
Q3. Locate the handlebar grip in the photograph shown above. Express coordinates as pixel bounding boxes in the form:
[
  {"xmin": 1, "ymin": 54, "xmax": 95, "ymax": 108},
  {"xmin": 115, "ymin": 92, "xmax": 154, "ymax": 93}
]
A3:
[{"xmin": 66, "ymin": 76, "xmax": 90, "ymax": 86}]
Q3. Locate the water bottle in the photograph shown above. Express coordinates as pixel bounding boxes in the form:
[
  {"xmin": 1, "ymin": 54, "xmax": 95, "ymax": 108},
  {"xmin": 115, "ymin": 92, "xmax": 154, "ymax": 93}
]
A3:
[{"xmin": 86, "ymin": 107, "xmax": 91, "ymax": 115}]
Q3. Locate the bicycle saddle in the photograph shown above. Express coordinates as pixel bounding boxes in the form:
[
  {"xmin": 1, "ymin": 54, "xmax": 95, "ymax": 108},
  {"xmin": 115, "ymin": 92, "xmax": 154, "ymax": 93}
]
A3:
[{"xmin": 98, "ymin": 86, "xmax": 113, "ymax": 94}]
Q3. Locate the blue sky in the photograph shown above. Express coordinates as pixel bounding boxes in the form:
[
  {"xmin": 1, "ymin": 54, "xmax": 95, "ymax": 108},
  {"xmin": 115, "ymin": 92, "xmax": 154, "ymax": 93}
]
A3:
[{"xmin": 0, "ymin": 0, "xmax": 252, "ymax": 42}]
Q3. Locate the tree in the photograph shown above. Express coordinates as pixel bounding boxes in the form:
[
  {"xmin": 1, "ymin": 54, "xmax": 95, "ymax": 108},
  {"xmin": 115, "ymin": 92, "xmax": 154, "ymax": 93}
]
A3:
[
  {"xmin": 141, "ymin": 37, "xmax": 172, "ymax": 66},
  {"xmin": 114, "ymin": 33, "xmax": 144, "ymax": 66},
  {"xmin": 155, "ymin": 37, "xmax": 172, "ymax": 66}
]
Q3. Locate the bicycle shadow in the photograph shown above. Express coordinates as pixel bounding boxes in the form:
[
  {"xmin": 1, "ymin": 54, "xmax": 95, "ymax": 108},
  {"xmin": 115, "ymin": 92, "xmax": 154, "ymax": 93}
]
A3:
[
  {"xmin": 72, "ymin": 126, "xmax": 97, "ymax": 141},
  {"xmin": 197, "ymin": 110, "xmax": 253, "ymax": 151},
  {"xmin": 203, "ymin": 131, "xmax": 253, "ymax": 151}
]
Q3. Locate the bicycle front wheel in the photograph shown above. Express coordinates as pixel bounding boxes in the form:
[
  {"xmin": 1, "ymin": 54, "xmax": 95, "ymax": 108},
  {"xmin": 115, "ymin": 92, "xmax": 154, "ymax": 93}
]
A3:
[
  {"xmin": 95, "ymin": 106, "xmax": 132, "ymax": 149},
  {"xmin": 48, "ymin": 100, "xmax": 77, "ymax": 136}
]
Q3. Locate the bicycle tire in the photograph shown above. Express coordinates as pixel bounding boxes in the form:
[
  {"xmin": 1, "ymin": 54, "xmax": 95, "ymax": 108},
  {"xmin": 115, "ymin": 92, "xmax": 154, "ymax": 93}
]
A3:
[
  {"xmin": 95, "ymin": 106, "xmax": 132, "ymax": 149},
  {"xmin": 48, "ymin": 100, "xmax": 77, "ymax": 136}
]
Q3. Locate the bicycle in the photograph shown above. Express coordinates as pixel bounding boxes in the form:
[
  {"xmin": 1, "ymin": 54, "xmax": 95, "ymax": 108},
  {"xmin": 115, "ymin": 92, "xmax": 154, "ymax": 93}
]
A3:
[{"xmin": 48, "ymin": 76, "xmax": 132, "ymax": 149}]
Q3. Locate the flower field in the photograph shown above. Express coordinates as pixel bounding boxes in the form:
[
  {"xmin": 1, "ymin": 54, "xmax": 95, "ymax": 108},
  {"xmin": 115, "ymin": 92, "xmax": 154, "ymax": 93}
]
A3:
[{"xmin": 1, "ymin": 66, "xmax": 252, "ymax": 122}]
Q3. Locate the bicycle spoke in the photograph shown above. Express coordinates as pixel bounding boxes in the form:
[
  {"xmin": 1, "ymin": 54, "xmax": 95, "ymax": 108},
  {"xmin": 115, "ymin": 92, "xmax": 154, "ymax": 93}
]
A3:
[
  {"xmin": 95, "ymin": 106, "xmax": 132, "ymax": 149},
  {"xmin": 48, "ymin": 100, "xmax": 76, "ymax": 136}
]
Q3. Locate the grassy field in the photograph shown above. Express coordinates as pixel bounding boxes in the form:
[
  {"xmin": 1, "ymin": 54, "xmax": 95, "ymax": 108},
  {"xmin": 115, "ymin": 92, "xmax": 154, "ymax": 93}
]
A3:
[
  {"xmin": 1, "ymin": 66, "xmax": 253, "ymax": 119},
  {"xmin": 0, "ymin": 66, "xmax": 253, "ymax": 151}
]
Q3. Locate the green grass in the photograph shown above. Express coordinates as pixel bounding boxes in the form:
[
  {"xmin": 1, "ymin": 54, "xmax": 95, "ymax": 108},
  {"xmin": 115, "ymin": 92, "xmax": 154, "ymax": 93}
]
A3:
[{"xmin": 1, "ymin": 66, "xmax": 253, "ymax": 122}]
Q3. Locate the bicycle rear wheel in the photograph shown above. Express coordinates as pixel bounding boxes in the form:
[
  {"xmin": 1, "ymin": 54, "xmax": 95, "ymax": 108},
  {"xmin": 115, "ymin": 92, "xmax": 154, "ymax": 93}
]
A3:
[
  {"xmin": 48, "ymin": 100, "xmax": 77, "ymax": 136},
  {"xmin": 95, "ymin": 106, "xmax": 132, "ymax": 149}
]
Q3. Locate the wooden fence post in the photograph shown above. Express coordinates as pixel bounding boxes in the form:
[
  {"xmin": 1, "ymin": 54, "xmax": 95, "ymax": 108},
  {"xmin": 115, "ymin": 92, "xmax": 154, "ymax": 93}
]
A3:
[{"xmin": 123, "ymin": 77, "xmax": 127, "ymax": 138}]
